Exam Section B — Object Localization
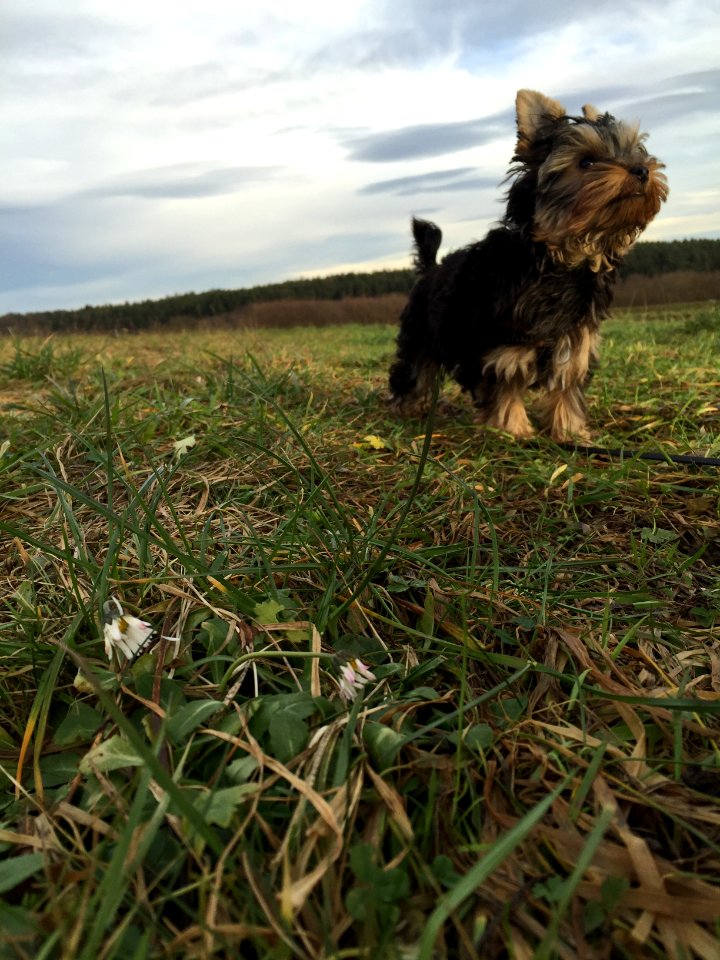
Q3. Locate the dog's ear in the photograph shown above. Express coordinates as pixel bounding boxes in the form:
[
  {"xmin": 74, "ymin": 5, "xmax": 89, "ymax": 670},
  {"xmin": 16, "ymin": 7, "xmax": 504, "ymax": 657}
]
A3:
[
  {"xmin": 515, "ymin": 89, "xmax": 566, "ymax": 159},
  {"xmin": 582, "ymin": 102, "xmax": 601, "ymax": 121}
]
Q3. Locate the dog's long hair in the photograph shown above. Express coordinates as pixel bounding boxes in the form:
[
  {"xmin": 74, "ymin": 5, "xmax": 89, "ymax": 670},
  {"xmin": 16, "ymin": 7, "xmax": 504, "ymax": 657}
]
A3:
[{"xmin": 388, "ymin": 89, "xmax": 668, "ymax": 440}]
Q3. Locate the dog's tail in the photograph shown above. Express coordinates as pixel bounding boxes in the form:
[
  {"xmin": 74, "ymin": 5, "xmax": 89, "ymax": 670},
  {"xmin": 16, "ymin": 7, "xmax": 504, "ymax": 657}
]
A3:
[{"xmin": 411, "ymin": 217, "xmax": 442, "ymax": 274}]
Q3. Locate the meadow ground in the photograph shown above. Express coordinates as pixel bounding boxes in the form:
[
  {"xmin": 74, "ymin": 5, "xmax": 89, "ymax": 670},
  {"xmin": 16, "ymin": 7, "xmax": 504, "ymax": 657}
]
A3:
[{"xmin": 0, "ymin": 303, "xmax": 719, "ymax": 959}]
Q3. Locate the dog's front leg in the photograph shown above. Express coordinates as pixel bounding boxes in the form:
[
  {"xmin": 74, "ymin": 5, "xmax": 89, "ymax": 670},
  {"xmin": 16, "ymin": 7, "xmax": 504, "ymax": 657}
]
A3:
[
  {"xmin": 536, "ymin": 329, "xmax": 599, "ymax": 441},
  {"xmin": 482, "ymin": 388, "xmax": 535, "ymax": 438},
  {"xmin": 474, "ymin": 345, "xmax": 537, "ymax": 438}
]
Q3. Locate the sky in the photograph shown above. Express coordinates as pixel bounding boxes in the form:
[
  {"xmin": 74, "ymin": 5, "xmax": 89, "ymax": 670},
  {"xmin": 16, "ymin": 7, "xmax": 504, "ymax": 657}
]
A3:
[{"xmin": 2, "ymin": 0, "xmax": 720, "ymax": 315}]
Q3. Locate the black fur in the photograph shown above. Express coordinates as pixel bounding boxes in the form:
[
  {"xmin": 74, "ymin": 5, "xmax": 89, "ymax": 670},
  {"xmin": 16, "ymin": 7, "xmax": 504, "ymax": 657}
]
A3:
[{"xmin": 388, "ymin": 218, "xmax": 612, "ymax": 416}]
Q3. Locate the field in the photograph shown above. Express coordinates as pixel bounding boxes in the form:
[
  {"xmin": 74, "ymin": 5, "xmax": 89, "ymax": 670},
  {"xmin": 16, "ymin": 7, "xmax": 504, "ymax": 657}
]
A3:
[{"xmin": 1, "ymin": 302, "xmax": 719, "ymax": 959}]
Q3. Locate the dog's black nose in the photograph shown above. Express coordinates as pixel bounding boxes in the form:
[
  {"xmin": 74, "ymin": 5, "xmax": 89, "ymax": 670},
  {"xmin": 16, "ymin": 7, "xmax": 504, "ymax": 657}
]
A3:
[{"xmin": 629, "ymin": 165, "xmax": 649, "ymax": 183}]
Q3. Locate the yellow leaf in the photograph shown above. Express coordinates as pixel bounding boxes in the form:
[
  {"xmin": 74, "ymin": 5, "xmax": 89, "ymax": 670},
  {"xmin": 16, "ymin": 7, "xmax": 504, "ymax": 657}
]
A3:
[
  {"xmin": 363, "ymin": 434, "xmax": 389, "ymax": 450},
  {"xmin": 173, "ymin": 434, "xmax": 196, "ymax": 458},
  {"xmin": 73, "ymin": 670, "xmax": 95, "ymax": 695}
]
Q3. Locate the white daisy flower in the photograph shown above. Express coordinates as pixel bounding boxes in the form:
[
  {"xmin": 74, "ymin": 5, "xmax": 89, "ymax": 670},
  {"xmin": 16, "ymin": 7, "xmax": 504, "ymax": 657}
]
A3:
[
  {"xmin": 337, "ymin": 657, "xmax": 377, "ymax": 702},
  {"xmin": 102, "ymin": 597, "xmax": 158, "ymax": 662}
]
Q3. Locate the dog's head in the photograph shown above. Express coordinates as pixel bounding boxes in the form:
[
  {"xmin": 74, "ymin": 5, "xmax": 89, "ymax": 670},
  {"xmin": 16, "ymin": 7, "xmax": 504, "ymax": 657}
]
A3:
[{"xmin": 508, "ymin": 89, "xmax": 668, "ymax": 269}]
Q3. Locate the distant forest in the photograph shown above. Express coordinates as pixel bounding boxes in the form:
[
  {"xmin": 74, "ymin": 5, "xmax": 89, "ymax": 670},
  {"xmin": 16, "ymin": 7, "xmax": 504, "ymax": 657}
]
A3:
[{"xmin": 3, "ymin": 237, "xmax": 719, "ymax": 335}]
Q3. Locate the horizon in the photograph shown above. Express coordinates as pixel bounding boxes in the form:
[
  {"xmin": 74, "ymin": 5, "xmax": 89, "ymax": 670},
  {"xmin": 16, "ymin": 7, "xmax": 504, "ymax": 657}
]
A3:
[{"xmin": 3, "ymin": 235, "xmax": 718, "ymax": 321}]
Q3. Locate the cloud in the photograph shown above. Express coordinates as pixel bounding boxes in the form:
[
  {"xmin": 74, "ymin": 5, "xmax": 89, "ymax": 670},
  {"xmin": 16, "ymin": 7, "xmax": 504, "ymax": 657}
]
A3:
[
  {"xmin": 616, "ymin": 69, "xmax": 720, "ymax": 127},
  {"xmin": 85, "ymin": 163, "xmax": 281, "ymax": 200},
  {"xmin": 143, "ymin": 64, "xmax": 239, "ymax": 107},
  {"xmin": 0, "ymin": 197, "xmax": 134, "ymax": 296},
  {"xmin": 0, "ymin": 162, "xmax": 285, "ymax": 300},
  {"xmin": 0, "ymin": 198, "xmax": 404, "ymax": 313},
  {"xmin": 360, "ymin": 168, "xmax": 499, "ymax": 195},
  {"xmin": 344, "ymin": 113, "xmax": 512, "ymax": 162},
  {"xmin": 307, "ymin": 0, "xmax": 656, "ymax": 73},
  {"xmin": 4, "ymin": 6, "xmax": 133, "ymax": 60},
  {"xmin": 347, "ymin": 68, "xmax": 720, "ymax": 167}
]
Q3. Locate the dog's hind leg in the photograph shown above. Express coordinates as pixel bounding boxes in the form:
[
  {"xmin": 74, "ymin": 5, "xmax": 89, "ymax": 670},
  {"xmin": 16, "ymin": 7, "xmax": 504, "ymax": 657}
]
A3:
[
  {"xmin": 388, "ymin": 276, "xmax": 442, "ymax": 414},
  {"xmin": 388, "ymin": 350, "xmax": 440, "ymax": 415},
  {"xmin": 388, "ymin": 218, "xmax": 445, "ymax": 415}
]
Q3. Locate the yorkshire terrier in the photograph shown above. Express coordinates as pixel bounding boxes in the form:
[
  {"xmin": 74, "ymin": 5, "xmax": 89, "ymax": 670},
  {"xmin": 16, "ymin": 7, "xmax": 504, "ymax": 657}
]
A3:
[{"xmin": 388, "ymin": 89, "xmax": 668, "ymax": 440}]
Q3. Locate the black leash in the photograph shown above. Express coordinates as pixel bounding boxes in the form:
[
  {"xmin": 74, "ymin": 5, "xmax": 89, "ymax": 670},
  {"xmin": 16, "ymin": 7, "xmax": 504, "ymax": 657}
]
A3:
[{"xmin": 564, "ymin": 444, "xmax": 720, "ymax": 467}]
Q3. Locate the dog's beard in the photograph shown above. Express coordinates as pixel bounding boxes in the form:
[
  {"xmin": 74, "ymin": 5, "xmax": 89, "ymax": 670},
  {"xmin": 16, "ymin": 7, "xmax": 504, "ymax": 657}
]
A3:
[{"xmin": 530, "ymin": 134, "xmax": 668, "ymax": 268}]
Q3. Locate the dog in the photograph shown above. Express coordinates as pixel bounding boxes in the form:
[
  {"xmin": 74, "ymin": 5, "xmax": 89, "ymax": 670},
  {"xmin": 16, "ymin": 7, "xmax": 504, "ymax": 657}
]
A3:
[{"xmin": 388, "ymin": 89, "xmax": 668, "ymax": 440}]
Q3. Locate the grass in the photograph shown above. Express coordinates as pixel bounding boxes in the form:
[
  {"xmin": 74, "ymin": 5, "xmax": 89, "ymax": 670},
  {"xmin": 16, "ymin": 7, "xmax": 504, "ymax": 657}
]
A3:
[{"xmin": 0, "ymin": 303, "xmax": 719, "ymax": 959}]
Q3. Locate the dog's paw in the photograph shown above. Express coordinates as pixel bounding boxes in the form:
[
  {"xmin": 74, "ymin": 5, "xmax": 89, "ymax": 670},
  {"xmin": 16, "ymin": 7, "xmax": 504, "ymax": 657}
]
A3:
[
  {"xmin": 550, "ymin": 426, "xmax": 593, "ymax": 444},
  {"xmin": 435, "ymin": 398, "xmax": 462, "ymax": 417},
  {"xmin": 478, "ymin": 419, "xmax": 537, "ymax": 440},
  {"xmin": 480, "ymin": 404, "xmax": 536, "ymax": 439},
  {"xmin": 386, "ymin": 394, "xmax": 429, "ymax": 417}
]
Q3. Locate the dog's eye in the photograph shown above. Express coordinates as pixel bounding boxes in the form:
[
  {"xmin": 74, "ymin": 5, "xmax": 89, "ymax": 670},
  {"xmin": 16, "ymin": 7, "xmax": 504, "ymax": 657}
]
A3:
[{"xmin": 579, "ymin": 156, "xmax": 596, "ymax": 169}]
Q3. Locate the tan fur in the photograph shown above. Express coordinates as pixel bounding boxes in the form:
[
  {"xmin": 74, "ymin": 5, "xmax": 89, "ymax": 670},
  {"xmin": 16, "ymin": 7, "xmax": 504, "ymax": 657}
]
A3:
[
  {"xmin": 531, "ymin": 118, "xmax": 668, "ymax": 270},
  {"xmin": 483, "ymin": 389, "xmax": 535, "ymax": 438},
  {"xmin": 536, "ymin": 385, "xmax": 590, "ymax": 441},
  {"xmin": 479, "ymin": 345, "xmax": 538, "ymax": 437},
  {"xmin": 480, "ymin": 332, "xmax": 599, "ymax": 439},
  {"xmin": 548, "ymin": 328, "xmax": 599, "ymax": 391},
  {"xmin": 482, "ymin": 344, "xmax": 538, "ymax": 383},
  {"xmin": 538, "ymin": 328, "xmax": 600, "ymax": 439},
  {"xmin": 515, "ymin": 90, "xmax": 566, "ymax": 159},
  {"xmin": 543, "ymin": 235, "xmax": 634, "ymax": 272}
]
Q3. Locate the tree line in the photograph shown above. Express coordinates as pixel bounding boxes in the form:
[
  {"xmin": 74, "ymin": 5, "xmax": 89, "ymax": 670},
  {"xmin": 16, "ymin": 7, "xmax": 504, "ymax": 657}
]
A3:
[
  {"xmin": 2, "ymin": 271, "xmax": 414, "ymax": 334},
  {"xmin": 618, "ymin": 238, "xmax": 720, "ymax": 277},
  {"xmin": 3, "ymin": 237, "xmax": 719, "ymax": 334}
]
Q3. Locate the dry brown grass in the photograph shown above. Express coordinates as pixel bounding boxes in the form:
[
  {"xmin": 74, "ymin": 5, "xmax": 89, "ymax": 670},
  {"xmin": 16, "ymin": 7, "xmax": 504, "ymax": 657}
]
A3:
[{"xmin": 616, "ymin": 271, "xmax": 720, "ymax": 307}]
